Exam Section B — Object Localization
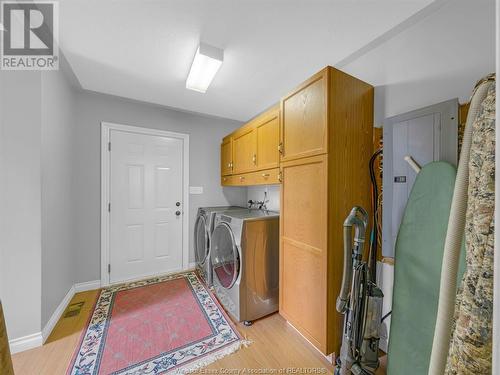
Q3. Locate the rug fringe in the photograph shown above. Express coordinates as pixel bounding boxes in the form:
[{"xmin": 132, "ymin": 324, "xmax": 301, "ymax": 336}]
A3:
[{"xmin": 172, "ymin": 339, "xmax": 252, "ymax": 374}]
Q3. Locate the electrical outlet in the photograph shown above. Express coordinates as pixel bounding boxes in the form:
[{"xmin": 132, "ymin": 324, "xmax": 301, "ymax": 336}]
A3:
[{"xmin": 189, "ymin": 186, "xmax": 203, "ymax": 194}]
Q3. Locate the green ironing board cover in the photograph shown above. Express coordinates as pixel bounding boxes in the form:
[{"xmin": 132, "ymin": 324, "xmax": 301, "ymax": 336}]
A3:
[{"xmin": 387, "ymin": 161, "xmax": 465, "ymax": 375}]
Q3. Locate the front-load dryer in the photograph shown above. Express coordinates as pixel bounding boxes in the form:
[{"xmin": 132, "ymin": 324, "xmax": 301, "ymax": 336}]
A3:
[
  {"xmin": 210, "ymin": 209, "xmax": 279, "ymax": 325},
  {"xmin": 194, "ymin": 206, "xmax": 244, "ymax": 286}
]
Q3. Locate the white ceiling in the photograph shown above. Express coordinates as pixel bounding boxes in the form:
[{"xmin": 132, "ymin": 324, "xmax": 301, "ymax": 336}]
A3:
[{"xmin": 60, "ymin": 0, "xmax": 435, "ymax": 121}]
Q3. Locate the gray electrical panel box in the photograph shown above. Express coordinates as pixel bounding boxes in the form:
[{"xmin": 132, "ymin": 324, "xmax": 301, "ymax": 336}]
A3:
[{"xmin": 382, "ymin": 99, "xmax": 458, "ymax": 258}]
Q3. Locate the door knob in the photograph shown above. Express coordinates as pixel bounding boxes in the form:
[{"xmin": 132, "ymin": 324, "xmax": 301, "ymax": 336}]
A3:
[
  {"xmin": 175, "ymin": 211, "xmax": 181, "ymax": 216},
  {"xmin": 176, "ymin": 202, "xmax": 181, "ymax": 207}
]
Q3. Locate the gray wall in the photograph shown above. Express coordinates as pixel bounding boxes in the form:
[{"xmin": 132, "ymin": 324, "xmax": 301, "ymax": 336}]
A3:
[
  {"xmin": 247, "ymin": 185, "xmax": 280, "ymax": 212},
  {"xmin": 0, "ymin": 64, "xmax": 245, "ymax": 340},
  {"xmin": 73, "ymin": 92, "xmax": 246, "ymax": 283},
  {"xmin": 1, "ymin": 0, "xmax": 494, "ymax": 342},
  {"xmin": 339, "ymin": 0, "xmax": 495, "ymax": 258},
  {"xmin": 40, "ymin": 64, "xmax": 78, "ymax": 327},
  {"xmin": 341, "ymin": 0, "xmax": 495, "ymax": 126},
  {"xmin": 0, "ymin": 71, "xmax": 43, "ymax": 340},
  {"xmin": 0, "ymin": 59, "xmax": 79, "ymax": 339}
]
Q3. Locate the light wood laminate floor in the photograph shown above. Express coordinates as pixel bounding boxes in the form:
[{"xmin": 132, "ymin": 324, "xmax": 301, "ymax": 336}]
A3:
[{"xmin": 12, "ymin": 289, "xmax": 386, "ymax": 374}]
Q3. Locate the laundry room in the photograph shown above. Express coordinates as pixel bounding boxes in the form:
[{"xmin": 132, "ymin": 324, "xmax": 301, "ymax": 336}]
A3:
[{"xmin": 0, "ymin": 0, "xmax": 498, "ymax": 374}]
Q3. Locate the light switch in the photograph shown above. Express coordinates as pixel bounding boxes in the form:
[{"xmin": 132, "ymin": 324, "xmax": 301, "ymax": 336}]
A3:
[{"xmin": 189, "ymin": 186, "xmax": 203, "ymax": 194}]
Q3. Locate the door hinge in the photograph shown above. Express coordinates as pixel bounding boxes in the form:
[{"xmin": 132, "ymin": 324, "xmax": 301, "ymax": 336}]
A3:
[
  {"xmin": 278, "ymin": 170, "xmax": 283, "ymax": 182},
  {"xmin": 108, "ymin": 264, "xmax": 111, "ymax": 273},
  {"xmin": 108, "ymin": 142, "xmax": 111, "ymax": 151},
  {"xmin": 108, "ymin": 202, "xmax": 111, "ymax": 212},
  {"xmin": 278, "ymin": 142, "xmax": 284, "ymax": 155}
]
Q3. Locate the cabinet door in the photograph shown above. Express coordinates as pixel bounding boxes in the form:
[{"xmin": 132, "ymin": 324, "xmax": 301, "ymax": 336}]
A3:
[
  {"xmin": 232, "ymin": 127, "xmax": 256, "ymax": 174},
  {"xmin": 220, "ymin": 138, "xmax": 233, "ymax": 176},
  {"xmin": 256, "ymin": 111, "xmax": 280, "ymax": 170},
  {"xmin": 281, "ymin": 70, "xmax": 328, "ymax": 162},
  {"xmin": 279, "ymin": 155, "xmax": 328, "ymax": 353}
]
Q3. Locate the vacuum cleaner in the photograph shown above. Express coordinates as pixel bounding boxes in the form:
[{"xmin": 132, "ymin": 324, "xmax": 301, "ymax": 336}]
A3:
[
  {"xmin": 335, "ymin": 150, "xmax": 384, "ymax": 375},
  {"xmin": 335, "ymin": 206, "xmax": 384, "ymax": 375}
]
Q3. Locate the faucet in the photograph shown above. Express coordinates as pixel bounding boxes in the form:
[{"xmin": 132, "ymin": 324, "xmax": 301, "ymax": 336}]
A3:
[{"xmin": 248, "ymin": 191, "xmax": 269, "ymax": 211}]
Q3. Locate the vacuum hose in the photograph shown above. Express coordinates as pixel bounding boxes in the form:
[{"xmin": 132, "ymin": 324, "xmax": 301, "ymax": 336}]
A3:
[
  {"xmin": 428, "ymin": 76, "xmax": 495, "ymax": 375},
  {"xmin": 368, "ymin": 149, "xmax": 382, "ymax": 284},
  {"xmin": 337, "ymin": 207, "xmax": 368, "ymax": 314}
]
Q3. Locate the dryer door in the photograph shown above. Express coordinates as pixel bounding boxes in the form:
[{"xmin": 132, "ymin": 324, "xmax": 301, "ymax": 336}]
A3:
[
  {"xmin": 194, "ymin": 215, "xmax": 209, "ymax": 264},
  {"xmin": 211, "ymin": 223, "xmax": 240, "ymax": 289}
]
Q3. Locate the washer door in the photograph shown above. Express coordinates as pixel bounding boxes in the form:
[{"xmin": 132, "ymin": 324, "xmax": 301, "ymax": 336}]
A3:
[
  {"xmin": 194, "ymin": 215, "xmax": 209, "ymax": 264},
  {"xmin": 211, "ymin": 223, "xmax": 239, "ymax": 289}
]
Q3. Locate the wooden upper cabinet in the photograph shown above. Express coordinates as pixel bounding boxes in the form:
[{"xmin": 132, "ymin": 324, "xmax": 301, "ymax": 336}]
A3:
[
  {"xmin": 220, "ymin": 137, "xmax": 233, "ymax": 176},
  {"xmin": 280, "ymin": 70, "xmax": 328, "ymax": 162},
  {"xmin": 255, "ymin": 108, "xmax": 280, "ymax": 170},
  {"xmin": 232, "ymin": 126, "xmax": 257, "ymax": 174},
  {"xmin": 222, "ymin": 105, "xmax": 281, "ymax": 183}
]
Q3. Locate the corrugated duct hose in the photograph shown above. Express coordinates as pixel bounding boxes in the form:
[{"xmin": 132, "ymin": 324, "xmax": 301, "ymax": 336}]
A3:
[{"xmin": 428, "ymin": 74, "xmax": 496, "ymax": 375}]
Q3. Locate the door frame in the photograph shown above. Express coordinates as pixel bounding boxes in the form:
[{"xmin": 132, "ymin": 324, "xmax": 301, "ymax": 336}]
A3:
[{"xmin": 100, "ymin": 121, "xmax": 190, "ymax": 286}]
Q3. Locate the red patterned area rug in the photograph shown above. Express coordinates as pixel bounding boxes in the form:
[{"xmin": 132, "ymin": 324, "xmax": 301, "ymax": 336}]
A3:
[{"xmin": 67, "ymin": 271, "xmax": 248, "ymax": 374}]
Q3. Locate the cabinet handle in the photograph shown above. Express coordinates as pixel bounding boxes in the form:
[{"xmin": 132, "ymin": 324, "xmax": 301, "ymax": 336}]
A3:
[
  {"xmin": 262, "ymin": 173, "xmax": 270, "ymax": 178},
  {"xmin": 278, "ymin": 170, "xmax": 283, "ymax": 182},
  {"xmin": 278, "ymin": 142, "xmax": 284, "ymax": 155},
  {"xmin": 239, "ymin": 176, "xmax": 245, "ymax": 182},
  {"xmin": 252, "ymin": 154, "xmax": 256, "ymax": 165}
]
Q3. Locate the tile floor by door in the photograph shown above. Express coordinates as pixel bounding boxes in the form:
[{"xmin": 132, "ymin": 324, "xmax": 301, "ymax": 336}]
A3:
[{"xmin": 11, "ymin": 289, "xmax": 387, "ymax": 374}]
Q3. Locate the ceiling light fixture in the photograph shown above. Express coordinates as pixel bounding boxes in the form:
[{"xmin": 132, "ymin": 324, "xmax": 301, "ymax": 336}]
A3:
[{"xmin": 186, "ymin": 43, "xmax": 224, "ymax": 93}]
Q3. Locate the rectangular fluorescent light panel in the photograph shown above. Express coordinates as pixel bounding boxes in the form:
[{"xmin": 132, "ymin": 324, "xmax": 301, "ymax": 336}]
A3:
[{"xmin": 186, "ymin": 43, "xmax": 224, "ymax": 93}]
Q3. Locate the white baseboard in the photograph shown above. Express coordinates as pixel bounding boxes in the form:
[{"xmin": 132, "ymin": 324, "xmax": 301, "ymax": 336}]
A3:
[
  {"xmin": 41, "ymin": 285, "xmax": 76, "ymax": 343},
  {"xmin": 12, "ymin": 272, "xmax": 177, "ymax": 354},
  {"xmin": 9, "ymin": 332, "xmax": 43, "ymax": 354},
  {"xmin": 9, "ymin": 267, "xmax": 222, "ymax": 355},
  {"xmin": 74, "ymin": 279, "xmax": 101, "ymax": 293},
  {"xmin": 11, "ymin": 279, "xmax": 102, "ymax": 353},
  {"xmin": 380, "ymin": 335, "xmax": 389, "ymax": 353},
  {"xmin": 377, "ymin": 261, "xmax": 393, "ymax": 354},
  {"xmin": 41, "ymin": 280, "xmax": 101, "ymax": 343}
]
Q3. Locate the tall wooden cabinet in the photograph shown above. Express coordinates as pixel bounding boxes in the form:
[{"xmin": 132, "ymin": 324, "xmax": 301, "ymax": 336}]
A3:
[{"xmin": 279, "ymin": 67, "xmax": 374, "ymax": 355}]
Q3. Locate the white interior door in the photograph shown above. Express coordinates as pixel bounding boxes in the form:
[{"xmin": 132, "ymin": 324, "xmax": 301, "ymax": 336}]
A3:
[{"xmin": 109, "ymin": 129, "xmax": 184, "ymax": 283}]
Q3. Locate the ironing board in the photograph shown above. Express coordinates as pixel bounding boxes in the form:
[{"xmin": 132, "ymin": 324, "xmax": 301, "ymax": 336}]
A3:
[{"xmin": 387, "ymin": 161, "xmax": 465, "ymax": 375}]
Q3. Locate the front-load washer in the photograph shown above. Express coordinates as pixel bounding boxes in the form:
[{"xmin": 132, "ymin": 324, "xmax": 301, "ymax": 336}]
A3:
[
  {"xmin": 194, "ymin": 206, "xmax": 245, "ymax": 286},
  {"xmin": 210, "ymin": 209, "xmax": 279, "ymax": 325}
]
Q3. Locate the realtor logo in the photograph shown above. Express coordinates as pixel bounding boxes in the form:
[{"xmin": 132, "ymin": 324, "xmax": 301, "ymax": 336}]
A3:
[{"xmin": 1, "ymin": 1, "xmax": 59, "ymax": 70}]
